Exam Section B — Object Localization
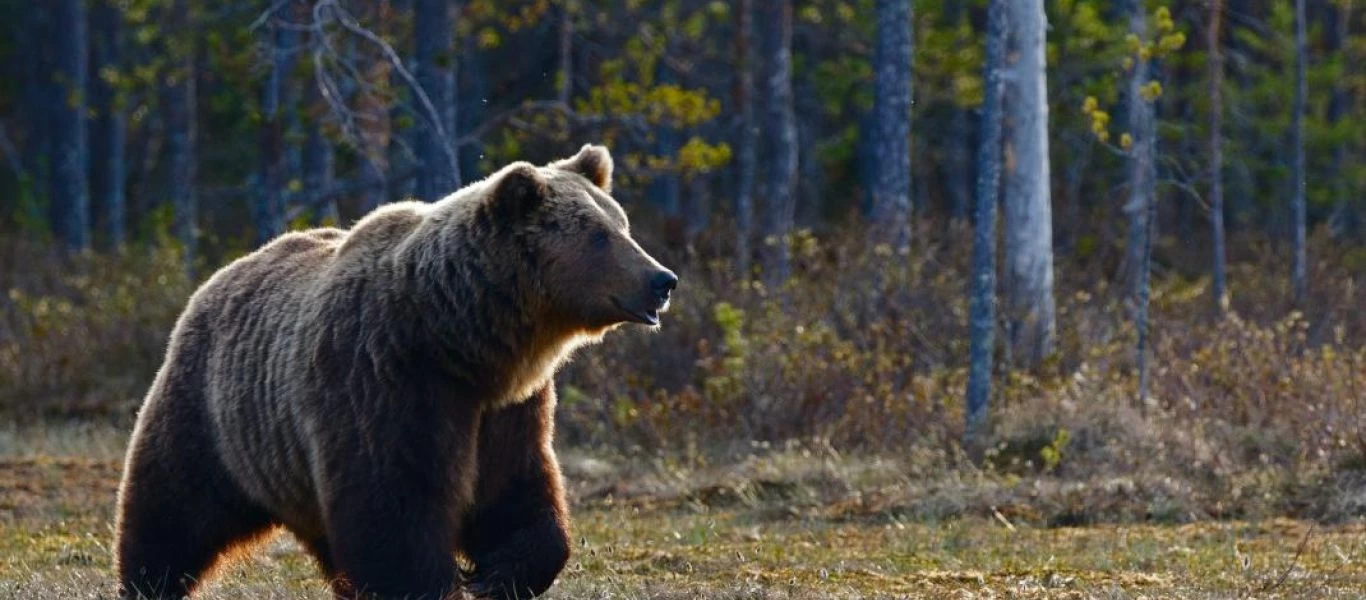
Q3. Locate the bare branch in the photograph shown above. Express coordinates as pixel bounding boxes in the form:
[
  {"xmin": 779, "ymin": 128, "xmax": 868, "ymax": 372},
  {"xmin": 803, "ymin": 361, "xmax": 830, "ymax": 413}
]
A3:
[
  {"xmin": 248, "ymin": 0, "xmax": 294, "ymax": 32},
  {"xmin": 315, "ymin": 0, "xmax": 459, "ymax": 182}
]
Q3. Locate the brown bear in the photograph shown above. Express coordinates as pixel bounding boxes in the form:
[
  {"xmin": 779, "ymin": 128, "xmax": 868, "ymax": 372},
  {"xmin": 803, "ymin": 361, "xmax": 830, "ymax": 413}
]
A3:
[{"xmin": 114, "ymin": 145, "xmax": 676, "ymax": 600}]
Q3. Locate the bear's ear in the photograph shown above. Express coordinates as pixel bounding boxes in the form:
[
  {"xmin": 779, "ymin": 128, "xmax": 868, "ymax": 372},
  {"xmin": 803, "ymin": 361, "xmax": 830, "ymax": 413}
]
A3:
[
  {"xmin": 488, "ymin": 162, "xmax": 547, "ymax": 222},
  {"xmin": 552, "ymin": 144, "xmax": 614, "ymax": 192}
]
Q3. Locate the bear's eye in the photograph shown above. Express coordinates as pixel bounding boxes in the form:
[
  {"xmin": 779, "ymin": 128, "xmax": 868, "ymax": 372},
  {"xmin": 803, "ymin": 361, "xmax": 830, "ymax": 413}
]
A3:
[{"xmin": 590, "ymin": 229, "xmax": 611, "ymax": 250}]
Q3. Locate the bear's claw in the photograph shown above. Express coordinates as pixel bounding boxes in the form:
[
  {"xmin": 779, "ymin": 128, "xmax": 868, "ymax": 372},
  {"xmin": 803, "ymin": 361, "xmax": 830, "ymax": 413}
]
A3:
[{"xmin": 462, "ymin": 566, "xmax": 509, "ymax": 600}]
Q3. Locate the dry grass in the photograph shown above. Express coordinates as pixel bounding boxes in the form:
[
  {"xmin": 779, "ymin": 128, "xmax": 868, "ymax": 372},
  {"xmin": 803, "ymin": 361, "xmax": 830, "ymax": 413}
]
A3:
[{"xmin": 1, "ymin": 427, "xmax": 1364, "ymax": 599}]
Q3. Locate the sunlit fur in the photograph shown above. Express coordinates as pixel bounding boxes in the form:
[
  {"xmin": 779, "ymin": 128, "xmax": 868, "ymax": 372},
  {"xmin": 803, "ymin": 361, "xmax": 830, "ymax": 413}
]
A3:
[{"xmin": 114, "ymin": 145, "xmax": 672, "ymax": 599}]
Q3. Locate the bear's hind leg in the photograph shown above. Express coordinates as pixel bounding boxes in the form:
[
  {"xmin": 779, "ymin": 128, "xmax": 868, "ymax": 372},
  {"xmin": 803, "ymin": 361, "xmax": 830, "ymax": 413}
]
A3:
[{"xmin": 115, "ymin": 422, "xmax": 274, "ymax": 598}]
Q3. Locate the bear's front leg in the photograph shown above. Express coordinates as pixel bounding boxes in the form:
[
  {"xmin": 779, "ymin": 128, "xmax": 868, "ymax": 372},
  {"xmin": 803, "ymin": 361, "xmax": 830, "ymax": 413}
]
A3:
[
  {"xmin": 326, "ymin": 493, "xmax": 461, "ymax": 599},
  {"xmin": 463, "ymin": 384, "xmax": 571, "ymax": 599},
  {"xmin": 319, "ymin": 402, "xmax": 481, "ymax": 600}
]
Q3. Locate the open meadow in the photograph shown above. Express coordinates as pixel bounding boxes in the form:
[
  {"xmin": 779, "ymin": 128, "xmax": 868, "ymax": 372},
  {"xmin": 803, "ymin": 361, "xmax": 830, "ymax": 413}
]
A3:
[{"xmin": 1, "ymin": 423, "xmax": 1364, "ymax": 599}]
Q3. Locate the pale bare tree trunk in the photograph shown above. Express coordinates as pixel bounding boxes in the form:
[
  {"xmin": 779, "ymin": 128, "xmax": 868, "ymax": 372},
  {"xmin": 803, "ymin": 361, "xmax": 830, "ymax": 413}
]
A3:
[
  {"xmin": 1291, "ymin": 0, "xmax": 1308, "ymax": 303},
  {"xmin": 1124, "ymin": 0, "xmax": 1158, "ymax": 407},
  {"xmin": 870, "ymin": 0, "xmax": 913, "ymax": 252},
  {"xmin": 1209, "ymin": 0, "xmax": 1228, "ymax": 313},
  {"xmin": 757, "ymin": 0, "xmax": 797, "ymax": 287},
  {"xmin": 1002, "ymin": 0, "xmax": 1055, "ymax": 368},
  {"xmin": 965, "ymin": 0, "xmax": 1008, "ymax": 454},
  {"xmin": 1124, "ymin": 1, "xmax": 1156, "ymax": 296}
]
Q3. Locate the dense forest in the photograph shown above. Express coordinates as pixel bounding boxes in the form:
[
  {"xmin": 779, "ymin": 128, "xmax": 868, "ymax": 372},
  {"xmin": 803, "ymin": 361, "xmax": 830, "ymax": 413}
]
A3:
[
  {"xmin": 1, "ymin": 0, "xmax": 1363, "ymax": 469},
  {"xmin": 3, "ymin": 0, "xmax": 1361, "ymax": 257}
]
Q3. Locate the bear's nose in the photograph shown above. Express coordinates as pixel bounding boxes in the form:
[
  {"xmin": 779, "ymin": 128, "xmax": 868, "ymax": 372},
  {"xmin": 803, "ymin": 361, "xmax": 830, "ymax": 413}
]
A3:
[{"xmin": 650, "ymin": 270, "xmax": 678, "ymax": 301}]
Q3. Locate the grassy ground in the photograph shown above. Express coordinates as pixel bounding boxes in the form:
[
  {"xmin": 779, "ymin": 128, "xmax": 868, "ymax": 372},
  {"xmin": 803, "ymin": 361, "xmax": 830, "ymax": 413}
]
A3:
[{"xmin": 1, "ymin": 424, "xmax": 1364, "ymax": 599}]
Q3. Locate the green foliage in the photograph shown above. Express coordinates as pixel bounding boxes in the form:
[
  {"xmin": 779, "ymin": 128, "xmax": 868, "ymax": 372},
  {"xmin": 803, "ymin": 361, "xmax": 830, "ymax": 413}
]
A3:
[
  {"xmin": 1039, "ymin": 428, "xmax": 1070, "ymax": 473},
  {"xmin": 676, "ymin": 137, "xmax": 731, "ymax": 174},
  {"xmin": 1215, "ymin": 0, "xmax": 1366, "ymax": 211},
  {"xmin": 1080, "ymin": 4, "xmax": 1186, "ymax": 146},
  {"xmin": 11, "ymin": 175, "xmax": 49, "ymax": 238},
  {"xmin": 577, "ymin": 83, "xmax": 721, "ymax": 128},
  {"xmin": 701, "ymin": 301, "xmax": 748, "ymax": 407}
]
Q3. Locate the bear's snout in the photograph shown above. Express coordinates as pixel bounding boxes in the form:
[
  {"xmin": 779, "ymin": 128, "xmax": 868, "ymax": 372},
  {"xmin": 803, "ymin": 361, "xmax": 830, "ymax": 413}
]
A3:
[
  {"xmin": 608, "ymin": 267, "xmax": 676, "ymax": 327},
  {"xmin": 649, "ymin": 270, "xmax": 678, "ymax": 303}
]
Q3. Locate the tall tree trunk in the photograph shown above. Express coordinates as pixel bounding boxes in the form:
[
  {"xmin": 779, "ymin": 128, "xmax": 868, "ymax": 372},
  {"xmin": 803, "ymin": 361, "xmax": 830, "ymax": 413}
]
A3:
[
  {"xmin": 757, "ymin": 0, "xmax": 797, "ymax": 287},
  {"xmin": 1123, "ymin": 2, "xmax": 1156, "ymax": 296},
  {"xmin": 458, "ymin": 31, "xmax": 487, "ymax": 182},
  {"xmin": 733, "ymin": 0, "xmax": 757, "ymax": 278},
  {"xmin": 386, "ymin": 0, "xmax": 412, "ymax": 204},
  {"xmin": 302, "ymin": 74, "xmax": 336, "ymax": 226},
  {"xmin": 1135, "ymin": 144, "xmax": 1159, "ymax": 408},
  {"xmin": 943, "ymin": 1, "xmax": 973, "ymax": 222},
  {"xmin": 123, "ymin": 101, "xmax": 151, "ymax": 231},
  {"xmin": 51, "ymin": 0, "xmax": 91, "ymax": 250},
  {"xmin": 1326, "ymin": 0, "xmax": 1356, "ymax": 239},
  {"xmin": 1124, "ymin": 1, "xmax": 1158, "ymax": 406},
  {"xmin": 1291, "ymin": 0, "xmax": 1308, "ymax": 303},
  {"xmin": 870, "ymin": 0, "xmax": 913, "ymax": 252},
  {"xmin": 1224, "ymin": 0, "xmax": 1252, "ymax": 236},
  {"xmin": 255, "ymin": 19, "xmax": 290, "ymax": 246},
  {"xmin": 167, "ymin": 0, "xmax": 197, "ymax": 271},
  {"xmin": 683, "ymin": 175, "xmax": 711, "ymax": 243},
  {"xmin": 649, "ymin": 63, "xmax": 683, "ymax": 222},
  {"xmin": 414, "ymin": 0, "xmax": 459, "ymax": 201},
  {"xmin": 946, "ymin": 111, "xmax": 974, "ymax": 222},
  {"xmin": 1209, "ymin": 0, "xmax": 1228, "ymax": 313},
  {"xmin": 281, "ymin": 6, "xmax": 304, "ymax": 214},
  {"xmin": 965, "ymin": 0, "xmax": 1008, "ymax": 454},
  {"xmin": 1002, "ymin": 0, "xmax": 1055, "ymax": 367},
  {"xmin": 303, "ymin": 126, "xmax": 336, "ymax": 226},
  {"xmin": 795, "ymin": 107, "xmax": 826, "ymax": 228},
  {"xmin": 350, "ymin": 1, "xmax": 393, "ymax": 211},
  {"xmin": 20, "ymin": 3, "xmax": 52, "ymax": 225},
  {"xmin": 89, "ymin": 0, "xmax": 126, "ymax": 250},
  {"xmin": 556, "ymin": 3, "xmax": 573, "ymax": 105}
]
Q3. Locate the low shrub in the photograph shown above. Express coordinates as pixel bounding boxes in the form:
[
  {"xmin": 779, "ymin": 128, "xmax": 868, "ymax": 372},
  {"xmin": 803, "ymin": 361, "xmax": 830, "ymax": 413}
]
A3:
[{"xmin": 1, "ymin": 222, "xmax": 1362, "ymax": 521}]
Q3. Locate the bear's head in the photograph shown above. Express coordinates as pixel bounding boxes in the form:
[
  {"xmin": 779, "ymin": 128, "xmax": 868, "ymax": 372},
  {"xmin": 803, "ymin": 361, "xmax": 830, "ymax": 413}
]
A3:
[{"xmin": 482, "ymin": 144, "xmax": 677, "ymax": 333}]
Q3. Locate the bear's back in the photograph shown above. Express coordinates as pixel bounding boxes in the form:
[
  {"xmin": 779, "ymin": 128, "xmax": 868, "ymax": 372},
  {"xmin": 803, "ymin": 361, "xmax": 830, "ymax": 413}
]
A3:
[
  {"xmin": 197, "ymin": 227, "xmax": 346, "ymax": 321},
  {"xmin": 188, "ymin": 226, "xmax": 351, "ymax": 531}
]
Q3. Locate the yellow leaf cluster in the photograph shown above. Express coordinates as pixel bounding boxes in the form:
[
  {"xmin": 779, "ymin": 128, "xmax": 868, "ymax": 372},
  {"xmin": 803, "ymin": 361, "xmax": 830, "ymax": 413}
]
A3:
[
  {"xmin": 1139, "ymin": 81, "xmax": 1163, "ymax": 102},
  {"xmin": 1081, "ymin": 96, "xmax": 1111, "ymax": 143}
]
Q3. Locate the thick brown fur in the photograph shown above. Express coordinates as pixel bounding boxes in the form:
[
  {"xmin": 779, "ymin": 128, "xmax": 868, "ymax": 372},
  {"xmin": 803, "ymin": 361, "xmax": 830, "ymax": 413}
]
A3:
[{"xmin": 114, "ymin": 145, "xmax": 674, "ymax": 600}]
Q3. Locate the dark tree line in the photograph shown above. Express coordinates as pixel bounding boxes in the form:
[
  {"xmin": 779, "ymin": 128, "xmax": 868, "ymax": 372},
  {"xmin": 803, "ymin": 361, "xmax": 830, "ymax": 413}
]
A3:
[{"xmin": 0, "ymin": 0, "xmax": 1361, "ymax": 443}]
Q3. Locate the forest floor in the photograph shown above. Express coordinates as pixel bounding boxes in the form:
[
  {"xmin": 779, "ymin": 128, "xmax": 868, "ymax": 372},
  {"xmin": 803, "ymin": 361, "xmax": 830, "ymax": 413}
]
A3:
[{"xmin": 1, "ymin": 423, "xmax": 1364, "ymax": 599}]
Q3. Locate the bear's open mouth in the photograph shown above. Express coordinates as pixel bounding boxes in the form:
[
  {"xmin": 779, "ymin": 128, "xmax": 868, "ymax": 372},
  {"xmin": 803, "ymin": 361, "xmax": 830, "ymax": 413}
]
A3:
[{"xmin": 611, "ymin": 297, "xmax": 660, "ymax": 326}]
